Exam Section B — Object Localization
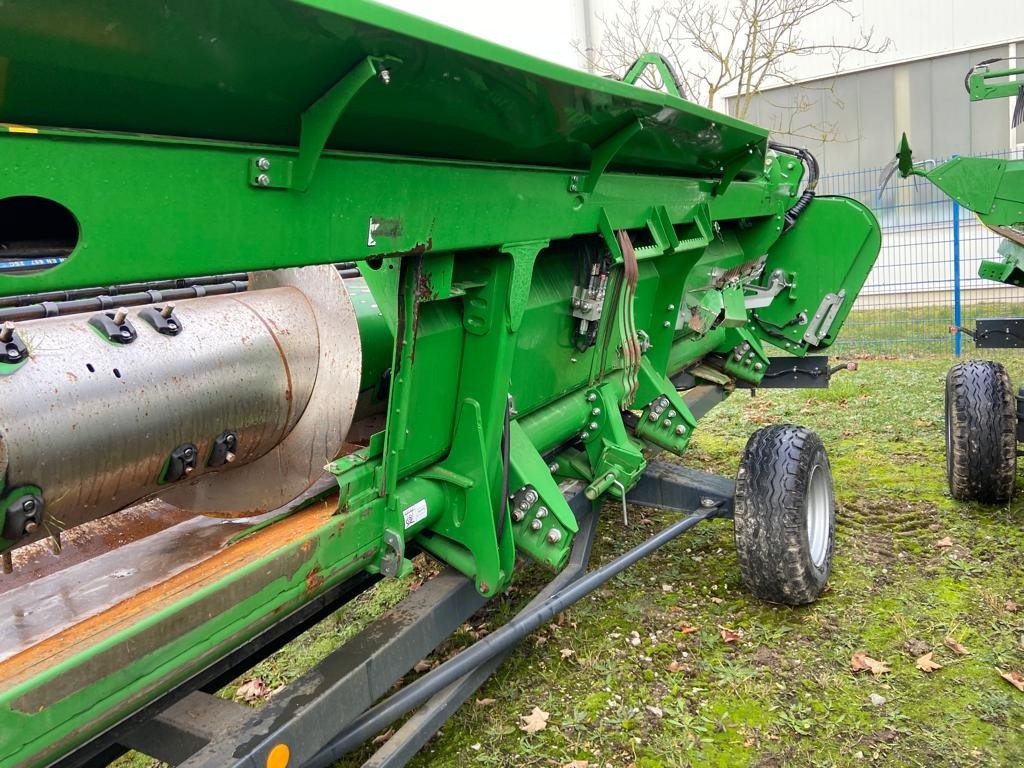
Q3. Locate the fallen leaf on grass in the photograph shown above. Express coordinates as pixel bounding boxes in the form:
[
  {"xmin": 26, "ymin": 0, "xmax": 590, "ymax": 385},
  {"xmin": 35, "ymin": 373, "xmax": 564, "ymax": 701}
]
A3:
[
  {"xmin": 943, "ymin": 637, "xmax": 969, "ymax": 656},
  {"xmin": 709, "ymin": 597, "xmax": 724, "ymax": 605},
  {"xmin": 719, "ymin": 626, "xmax": 742, "ymax": 644},
  {"xmin": 475, "ymin": 698, "xmax": 496, "ymax": 707},
  {"xmin": 666, "ymin": 660, "xmax": 683, "ymax": 673},
  {"xmin": 1000, "ymin": 670, "xmax": 1024, "ymax": 692},
  {"xmin": 519, "ymin": 706, "xmax": 550, "ymax": 733},
  {"xmin": 645, "ymin": 705, "xmax": 664, "ymax": 718},
  {"xmin": 935, "ymin": 537, "xmax": 954, "ymax": 548},
  {"xmin": 869, "ymin": 693, "xmax": 886, "ymax": 706},
  {"xmin": 1005, "ymin": 599, "xmax": 1021, "ymax": 613},
  {"xmin": 850, "ymin": 652, "xmax": 890, "ymax": 676},
  {"xmin": 560, "ymin": 648, "xmax": 575, "ymax": 658},
  {"xmin": 371, "ymin": 729, "xmax": 395, "ymax": 745},
  {"xmin": 915, "ymin": 652, "xmax": 942, "ymax": 673},
  {"xmin": 413, "ymin": 660, "xmax": 434, "ymax": 673},
  {"xmin": 561, "ymin": 761, "xmax": 589, "ymax": 768},
  {"xmin": 678, "ymin": 622, "xmax": 700, "ymax": 635},
  {"xmin": 235, "ymin": 678, "xmax": 271, "ymax": 703}
]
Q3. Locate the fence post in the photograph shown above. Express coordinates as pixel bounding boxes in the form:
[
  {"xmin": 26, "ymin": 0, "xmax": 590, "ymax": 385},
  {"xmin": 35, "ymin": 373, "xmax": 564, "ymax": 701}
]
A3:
[{"xmin": 953, "ymin": 200, "xmax": 962, "ymax": 357}]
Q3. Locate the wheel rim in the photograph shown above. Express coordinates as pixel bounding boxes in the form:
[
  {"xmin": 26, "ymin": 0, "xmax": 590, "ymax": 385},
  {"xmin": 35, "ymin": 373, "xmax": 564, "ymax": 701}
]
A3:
[{"xmin": 805, "ymin": 463, "xmax": 831, "ymax": 568}]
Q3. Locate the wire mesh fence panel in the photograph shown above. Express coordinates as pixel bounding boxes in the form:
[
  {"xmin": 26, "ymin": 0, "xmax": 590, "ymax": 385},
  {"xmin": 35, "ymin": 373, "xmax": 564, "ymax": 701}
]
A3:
[{"xmin": 817, "ymin": 148, "xmax": 1024, "ymax": 357}]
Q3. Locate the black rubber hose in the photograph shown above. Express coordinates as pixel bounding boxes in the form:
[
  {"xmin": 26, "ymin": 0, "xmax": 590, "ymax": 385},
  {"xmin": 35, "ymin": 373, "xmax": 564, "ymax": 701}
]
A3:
[
  {"xmin": 306, "ymin": 507, "xmax": 715, "ymax": 767},
  {"xmin": 770, "ymin": 141, "xmax": 820, "ymax": 229}
]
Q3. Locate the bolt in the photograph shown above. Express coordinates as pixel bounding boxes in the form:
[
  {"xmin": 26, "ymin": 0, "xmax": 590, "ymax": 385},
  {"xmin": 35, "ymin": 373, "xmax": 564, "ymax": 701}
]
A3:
[
  {"xmin": 667, "ymin": 304, "xmax": 676, "ymax": 311},
  {"xmin": 160, "ymin": 304, "xmax": 176, "ymax": 319},
  {"xmin": 256, "ymin": 173, "xmax": 271, "ymax": 187},
  {"xmin": 589, "ymin": 421, "xmax": 599, "ymax": 431},
  {"xmin": 754, "ymin": 362, "xmax": 763, "ymax": 371},
  {"xmin": 658, "ymin": 397, "xmax": 670, "ymax": 408},
  {"xmin": 663, "ymin": 418, "xmax": 672, "ymax": 427},
  {"xmin": 22, "ymin": 498, "xmax": 36, "ymax": 513},
  {"xmin": 591, "ymin": 407, "xmax": 602, "ymax": 416},
  {"xmin": 586, "ymin": 393, "xmax": 597, "ymax": 402},
  {"xmin": 0, "ymin": 322, "xmax": 13, "ymax": 342},
  {"xmin": 512, "ymin": 509, "xmax": 526, "ymax": 522},
  {"xmin": 675, "ymin": 425, "xmax": 686, "ymax": 436},
  {"xmin": 184, "ymin": 466, "xmax": 194, "ymax": 475},
  {"xmin": 548, "ymin": 462, "xmax": 560, "ymax": 473},
  {"xmin": 700, "ymin": 497, "xmax": 718, "ymax": 508},
  {"xmin": 113, "ymin": 308, "xmax": 128, "ymax": 325},
  {"xmin": 580, "ymin": 431, "xmax": 590, "ymax": 440},
  {"xmin": 256, "ymin": 157, "xmax": 271, "ymax": 171},
  {"xmin": 24, "ymin": 521, "xmax": 37, "ymax": 534},
  {"xmin": 525, "ymin": 489, "xmax": 539, "ymax": 504},
  {"xmin": 547, "ymin": 529, "xmax": 562, "ymax": 544},
  {"xmin": 225, "ymin": 451, "xmax": 237, "ymax": 463},
  {"xmin": 535, "ymin": 506, "xmax": 549, "ymax": 519},
  {"xmin": 183, "ymin": 447, "xmax": 195, "ymax": 460},
  {"xmin": 663, "ymin": 321, "xmax": 671, "ymax": 328},
  {"xmin": 648, "ymin": 412, "xmax": 658, "ymax": 422},
  {"xmin": 518, "ymin": 500, "xmax": 530, "ymax": 511},
  {"xmin": 379, "ymin": 69, "xmax": 392, "ymax": 85},
  {"xmin": 530, "ymin": 519, "xmax": 543, "ymax": 531},
  {"xmin": 668, "ymin": 410, "xmax": 677, "ymax": 418}
]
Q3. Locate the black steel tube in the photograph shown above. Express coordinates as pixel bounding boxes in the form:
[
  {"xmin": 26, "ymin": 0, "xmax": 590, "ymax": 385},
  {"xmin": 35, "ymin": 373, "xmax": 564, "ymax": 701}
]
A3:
[
  {"xmin": 307, "ymin": 507, "xmax": 714, "ymax": 767},
  {"xmin": 0, "ymin": 273, "xmax": 249, "ymax": 308},
  {"xmin": 0, "ymin": 281, "xmax": 249, "ymax": 321}
]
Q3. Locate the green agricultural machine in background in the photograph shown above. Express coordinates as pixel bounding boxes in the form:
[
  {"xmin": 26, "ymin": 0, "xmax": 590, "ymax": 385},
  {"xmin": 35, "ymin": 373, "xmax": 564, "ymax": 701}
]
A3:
[
  {"xmin": 895, "ymin": 59, "xmax": 1024, "ymax": 504},
  {"xmin": 0, "ymin": 2, "xmax": 881, "ymax": 766}
]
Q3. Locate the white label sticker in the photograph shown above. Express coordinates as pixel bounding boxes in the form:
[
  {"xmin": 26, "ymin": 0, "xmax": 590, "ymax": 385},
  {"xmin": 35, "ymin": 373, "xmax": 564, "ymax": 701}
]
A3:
[{"xmin": 402, "ymin": 498, "xmax": 428, "ymax": 529}]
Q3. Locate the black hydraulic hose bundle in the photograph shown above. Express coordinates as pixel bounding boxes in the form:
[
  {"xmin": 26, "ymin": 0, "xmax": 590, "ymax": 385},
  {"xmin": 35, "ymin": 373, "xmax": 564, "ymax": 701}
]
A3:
[{"xmin": 769, "ymin": 141, "xmax": 820, "ymax": 229}]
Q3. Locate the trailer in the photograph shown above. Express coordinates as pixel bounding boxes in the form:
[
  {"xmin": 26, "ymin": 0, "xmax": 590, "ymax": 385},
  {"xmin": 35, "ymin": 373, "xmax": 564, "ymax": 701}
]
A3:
[
  {"xmin": 892, "ymin": 59, "xmax": 1024, "ymax": 503},
  {"xmin": 0, "ymin": 2, "xmax": 881, "ymax": 766}
]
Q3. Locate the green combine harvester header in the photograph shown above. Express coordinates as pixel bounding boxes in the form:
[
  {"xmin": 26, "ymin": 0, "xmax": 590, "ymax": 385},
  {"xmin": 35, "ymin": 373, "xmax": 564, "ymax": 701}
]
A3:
[{"xmin": 0, "ymin": 2, "xmax": 880, "ymax": 766}]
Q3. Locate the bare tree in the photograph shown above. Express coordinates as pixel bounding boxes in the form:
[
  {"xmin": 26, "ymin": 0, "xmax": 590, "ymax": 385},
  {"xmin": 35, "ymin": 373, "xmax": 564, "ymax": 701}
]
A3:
[{"xmin": 576, "ymin": 0, "xmax": 889, "ymax": 123}]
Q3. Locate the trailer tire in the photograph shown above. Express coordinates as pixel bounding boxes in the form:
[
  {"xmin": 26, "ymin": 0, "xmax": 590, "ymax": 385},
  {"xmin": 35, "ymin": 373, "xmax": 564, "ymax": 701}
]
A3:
[
  {"xmin": 734, "ymin": 425, "xmax": 834, "ymax": 606},
  {"xmin": 945, "ymin": 361, "xmax": 1016, "ymax": 504}
]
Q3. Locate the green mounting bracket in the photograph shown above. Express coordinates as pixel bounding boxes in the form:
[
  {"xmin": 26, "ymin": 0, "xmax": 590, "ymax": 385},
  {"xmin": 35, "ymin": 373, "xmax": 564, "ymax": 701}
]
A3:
[
  {"xmin": 507, "ymin": 421, "xmax": 577, "ymax": 570},
  {"xmin": 967, "ymin": 63, "xmax": 1024, "ymax": 111},
  {"xmin": 503, "ymin": 240, "xmax": 549, "ymax": 332},
  {"xmin": 979, "ymin": 239, "xmax": 1024, "ymax": 286},
  {"xmin": 580, "ymin": 385, "xmax": 646, "ymax": 501},
  {"xmin": 250, "ymin": 55, "xmax": 399, "ymax": 191},
  {"xmin": 722, "ymin": 328, "xmax": 770, "ymax": 384},
  {"xmin": 622, "ymin": 53, "xmax": 684, "ymax": 98},
  {"xmin": 634, "ymin": 362, "xmax": 697, "ymax": 455},
  {"xmin": 568, "ymin": 118, "xmax": 644, "ymax": 195}
]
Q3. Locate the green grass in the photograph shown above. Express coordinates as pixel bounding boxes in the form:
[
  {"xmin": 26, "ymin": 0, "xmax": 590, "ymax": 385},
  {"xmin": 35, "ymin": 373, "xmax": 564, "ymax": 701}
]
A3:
[
  {"xmin": 117, "ymin": 356, "xmax": 1024, "ymax": 768},
  {"xmin": 835, "ymin": 302, "xmax": 1019, "ymax": 356}
]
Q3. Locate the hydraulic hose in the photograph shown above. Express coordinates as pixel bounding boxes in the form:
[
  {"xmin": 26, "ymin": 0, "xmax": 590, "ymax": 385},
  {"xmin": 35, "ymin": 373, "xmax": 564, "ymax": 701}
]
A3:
[{"xmin": 769, "ymin": 141, "xmax": 820, "ymax": 229}]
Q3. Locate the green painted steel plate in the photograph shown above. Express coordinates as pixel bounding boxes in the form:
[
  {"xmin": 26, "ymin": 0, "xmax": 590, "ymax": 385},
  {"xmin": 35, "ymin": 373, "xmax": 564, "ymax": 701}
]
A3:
[{"xmin": 0, "ymin": 0, "xmax": 766, "ymax": 177}]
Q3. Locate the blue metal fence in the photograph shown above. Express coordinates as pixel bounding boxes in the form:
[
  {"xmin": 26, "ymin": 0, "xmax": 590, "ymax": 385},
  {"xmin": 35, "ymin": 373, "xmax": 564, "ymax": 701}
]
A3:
[{"xmin": 818, "ymin": 148, "xmax": 1024, "ymax": 356}]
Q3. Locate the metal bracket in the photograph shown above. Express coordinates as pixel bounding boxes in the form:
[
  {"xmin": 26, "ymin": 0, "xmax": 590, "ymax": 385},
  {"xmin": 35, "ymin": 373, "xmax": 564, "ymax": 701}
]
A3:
[
  {"xmin": 743, "ymin": 269, "xmax": 789, "ymax": 309},
  {"xmin": 621, "ymin": 53, "xmax": 684, "ymax": 98},
  {"xmin": 568, "ymin": 119, "xmax": 644, "ymax": 195},
  {"xmin": 802, "ymin": 289, "xmax": 845, "ymax": 345},
  {"xmin": 250, "ymin": 55, "xmax": 399, "ymax": 191}
]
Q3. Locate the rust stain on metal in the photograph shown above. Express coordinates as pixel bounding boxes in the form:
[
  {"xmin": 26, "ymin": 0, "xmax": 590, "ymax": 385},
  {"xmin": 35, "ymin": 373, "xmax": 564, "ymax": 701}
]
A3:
[
  {"xmin": 0, "ymin": 495, "xmax": 339, "ymax": 688},
  {"xmin": 305, "ymin": 565, "xmax": 324, "ymax": 594},
  {"xmin": 376, "ymin": 237, "xmax": 433, "ymax": 261}
]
